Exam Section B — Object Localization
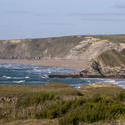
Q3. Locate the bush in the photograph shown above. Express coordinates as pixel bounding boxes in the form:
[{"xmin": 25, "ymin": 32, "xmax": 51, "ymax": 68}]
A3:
[
  {"xmin": 35, "ymin": 110, "xmax": 47, "ymax": 119},
  {"xmin": 59, "ymin": 96, "xmax": 125, "ymax": 125},
  {"xmin": 117, "ymin": 92, "xmax": 125, "ymax": 101},
  {"xmin": 59, "ymin": 108, "xmax": 83, "ymax": 125},
  {"xmin": 47, "ymin": 108, "xmax": 59, "ymax": 119},
  {"xmin": 16, "ymin": 92, "xmax": 56, "ymax": 107},
  {"xmin": 28, "ymin": 94, "xmax": 125, "ymax": 125}
]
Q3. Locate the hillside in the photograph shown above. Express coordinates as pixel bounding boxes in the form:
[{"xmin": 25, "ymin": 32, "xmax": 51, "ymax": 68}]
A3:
[
  {"xmin": 82, "ymin": 49, "xmax": 125, "ymax": 78},
  {"xmin": 96, "ymin": 49, "xmax": 125, "ymax": 67},
  {"xmin": 0, "ymin": 35, "xmax": 125, "ymax": 60}
]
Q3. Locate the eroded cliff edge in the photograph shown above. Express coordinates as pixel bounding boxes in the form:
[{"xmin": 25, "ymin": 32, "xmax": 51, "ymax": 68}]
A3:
[
  {"xmin": 1, "ymin": 35, "xmax": 125, "ymax": 60},
  {"xmin": 49, "ymin": 49, "xmax": 125, "ymax": 79},
  {"xmin": 1, "ymin": 35, "xmax": 125, "ymax": 78}
]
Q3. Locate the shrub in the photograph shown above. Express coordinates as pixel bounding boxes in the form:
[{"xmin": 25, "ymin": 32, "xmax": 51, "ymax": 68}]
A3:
[
  {"xmin": 59, "ymin": 96, "xmax": 125, "ymax": 125},
  {"xmin": 16, "ymin": 92, "xmax": 56, "ymax": 107},
  {"xmin": 117, "ymin": 92, "xmax": 125, "ymax": 101},
  {"xmin": 47, "ymin": 108, "xmax": 59, "ymax": 119},
  {"xmin": 19, "ymin": 94, "xmax": 125, "ymax": 125},
  {"xmin": 35, "ymin": 110, "xmax": 47, "ymax": 119}
]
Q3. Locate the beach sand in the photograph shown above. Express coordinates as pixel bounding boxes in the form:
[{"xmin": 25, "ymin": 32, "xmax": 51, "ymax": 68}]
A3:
[{"xmin": 0, "ymin": 59, "xmax": 90, "ymax": 69}]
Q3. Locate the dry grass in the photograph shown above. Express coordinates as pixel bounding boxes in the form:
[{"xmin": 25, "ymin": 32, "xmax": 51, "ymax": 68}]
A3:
[
  {"xmin": 0, "ymin": 119, "xmax": 58, "ymax": 125},
  {"xmin": 93, "ymin": 34, "xmax": 125, "ymax": 43},
  {"xmin": 0, "ymin": 82, "xmax": 83, "ymax": 124},
  {"xmin": 1, "ymin": 119, "xmax": 125, "ymax": 125},
  {"xmin": 80, "ymin": 120, "xmax": 125, "ymax": 125},
  {"xmin": 0, "ymin": 82, "xmax": 81, "ymax": 97},
  {"xmin": 0, "ymin": 82, "xmax": 125, "ymax": 125},
  {"xmin": 80, "ymin": 83, "xmax": 124, "ymax": 97}
]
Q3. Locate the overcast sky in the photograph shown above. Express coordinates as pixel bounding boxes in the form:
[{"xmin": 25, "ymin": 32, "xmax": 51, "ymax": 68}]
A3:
[{"xmin": 0, "ymin": 0, "xmax": 125, "ymax": 40}]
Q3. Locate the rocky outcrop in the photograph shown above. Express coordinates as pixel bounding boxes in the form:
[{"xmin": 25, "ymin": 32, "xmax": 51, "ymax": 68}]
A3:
[
  {"xmin": 86, "ymin": 59, "xmax": 125, "ymax": 78},
  {"xmin": 49, "ymin": 49, "xmax": 125, "ymax": 79},
  {"xmin": 88, "ymin": 49, "xmax": 125, "ymax": 78},
  {"xmin": 65, "ymin": 37, "xmax": 123, "ymax": 60},
  {"xmin": 49, "ymin": 64, "xmax": 125, "ymax": 79}
]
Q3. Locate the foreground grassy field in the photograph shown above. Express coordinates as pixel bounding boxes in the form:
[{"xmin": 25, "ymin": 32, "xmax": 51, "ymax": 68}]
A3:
[{"xmin": 0, "ymin": 82, "xmax": 125, "ymax": 125}]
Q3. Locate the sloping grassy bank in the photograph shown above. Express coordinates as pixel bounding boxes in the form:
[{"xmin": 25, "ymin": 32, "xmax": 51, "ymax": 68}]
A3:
[
  {"xmin": 0, "ymin": 82, "xmax": 125, "ymax": 125},
  {"xmin": 96, "ymin": 49, "xmax": 125, "ymax": 67}
]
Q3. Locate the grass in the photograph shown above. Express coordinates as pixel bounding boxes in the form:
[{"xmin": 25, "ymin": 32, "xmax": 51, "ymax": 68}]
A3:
[
  {"xmin": 0, "ymin": 82, "xmax": 125, "ymax": 125},
  {"xmin": 0, "ymin": 119, "xmax": 58, "ymax": 125},
  {"xmin": 0, "ymin": 36, "xmax": 86, "ymax": 58},
  {"xmin": 34, "ymin": 94, "xmax": 125, "ymax": 125},
  {"xmin": 16, "ymin": 92, "xmax": 56, "ymax": 107},
  {"xmin": 0, "ymin": 82, "xmax": 81, "ymax": 97},
  {"xmin": 96, "ymin": 49, "xmax": 125, "ymax": 67},
  {"xmin": 80, "ymin": 83, "xmax": 124, "ymax": 97},
  {"xmin": 92, "ymin": 34, "xmax": 125, "ymax": 43}
]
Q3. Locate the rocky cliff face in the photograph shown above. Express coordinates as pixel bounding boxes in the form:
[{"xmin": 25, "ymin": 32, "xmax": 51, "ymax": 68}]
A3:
[
  {"xmin": 49, "ymin": 49, "xmax": 125, "ymax": 79},
  {"xmin": 0, "ymin": 35, "xmax": 125, "ymax": 60},
  {"xmin": 86, "ymin": 49, "xmax": 125, "ymax": 78}
]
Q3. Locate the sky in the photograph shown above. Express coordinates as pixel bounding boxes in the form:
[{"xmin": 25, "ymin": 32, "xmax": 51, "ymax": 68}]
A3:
[{"xmin": 0, "ymin": 0, "xmax": 125, "ymax": 40}]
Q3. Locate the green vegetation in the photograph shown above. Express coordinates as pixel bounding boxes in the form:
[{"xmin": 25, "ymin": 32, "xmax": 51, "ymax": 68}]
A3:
[
  {"xmin": 96, "ymin": 49, "xmax": 125, "ymax": 67},
  {"xmin": 1, "ymin": 34, "xmax": 125, "ymax": 59},
  {"xmin": 80, "ymin": 84, "xmax": 124, "ymax": 97},
  {"xmin": 0, "ymin": 82, "xmax": 125, "ymax": 125},
  {"xmin": 59, "ymin": 96, "xmax": 125, "ymax": 125},
  {"xmin": 16, "ymin": 92, "xmax": 56, "ymax": 107},
  {"xmin": 92, "ymin": 34, "xmax": 125, "ymax": 43},
  {"xmin": 0, "ymin": 36, "xmax": 85, "ymax": 58}
]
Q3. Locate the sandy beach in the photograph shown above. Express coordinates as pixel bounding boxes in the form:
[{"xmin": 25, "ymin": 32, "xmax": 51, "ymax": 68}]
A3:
[{"xmin": 0, "ymin": 59, "xmax": 90, "ymax": 69}]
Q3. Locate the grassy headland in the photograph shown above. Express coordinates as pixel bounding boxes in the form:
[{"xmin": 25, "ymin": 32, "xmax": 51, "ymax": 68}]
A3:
[
  {"xmin": 0, "ymin": 35, "xmax": 125, "ymax": 60},
  {"xmin": 96, "ymin": 49, "xmax": 125, "ymax": 67},
  {"xmin": 0, "ymin": 34, "xmax": 125, "ymax": 70},
  {"xmin": 0, "ymin": 82, "xmax": 125, "ymax": 125}
]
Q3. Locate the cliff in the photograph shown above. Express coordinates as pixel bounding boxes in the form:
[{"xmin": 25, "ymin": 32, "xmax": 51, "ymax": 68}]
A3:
[
  {"xmin": 49, "ymin": 49, "xmax": 125, "ymax": 79},
  {"xmin": 88, "ymin": 49, "xmax": 125, "ymax": 78},
  {"xmin": 0, "ymin": 35, "xmax": 125, "ymax": 60},
  {"xmin": 95, "ymin": 49, "xmax": 125, "ymax": 67}
]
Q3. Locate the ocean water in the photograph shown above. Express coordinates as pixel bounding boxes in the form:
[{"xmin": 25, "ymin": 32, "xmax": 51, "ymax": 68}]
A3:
[{"xmin": 0, "ymin": 63, "xmax": 125, "ymax": 89}]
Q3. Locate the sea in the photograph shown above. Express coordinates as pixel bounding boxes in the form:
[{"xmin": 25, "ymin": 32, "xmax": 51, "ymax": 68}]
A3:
[{"xmin": 0, "ymin": 63, "xmax": 125, "ymax": 89}]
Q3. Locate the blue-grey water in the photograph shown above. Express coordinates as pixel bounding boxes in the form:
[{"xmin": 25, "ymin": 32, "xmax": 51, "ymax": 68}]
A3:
[{"xmin": 0, "ymin": 63, "xmax": 125, "ymax": 88}]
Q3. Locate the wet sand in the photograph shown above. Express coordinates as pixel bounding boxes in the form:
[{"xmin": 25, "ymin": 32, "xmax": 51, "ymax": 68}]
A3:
[{"xmin": 0, "ymin": 59, "xmax": 90, "ymax": 69}]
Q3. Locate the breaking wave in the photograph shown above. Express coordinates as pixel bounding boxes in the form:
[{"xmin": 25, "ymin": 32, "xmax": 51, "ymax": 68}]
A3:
[{"xmin": 0, "ymin": 63, "xmax": 125, "ymax": 88}]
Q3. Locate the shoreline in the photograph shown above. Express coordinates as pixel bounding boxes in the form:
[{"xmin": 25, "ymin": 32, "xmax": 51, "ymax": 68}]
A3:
[
  {"xmin": 0, "ymin": 59, "xmax": 125, "ymax": 80},
  {"xmin": 0, "ymin": 59, "xmax": 90, "ymax": 69}
]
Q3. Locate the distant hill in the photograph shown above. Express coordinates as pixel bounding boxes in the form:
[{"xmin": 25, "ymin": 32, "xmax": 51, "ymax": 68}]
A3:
[{"xmin": 0, "ymin": 35, "xmax": 125, "ymax": 60}]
